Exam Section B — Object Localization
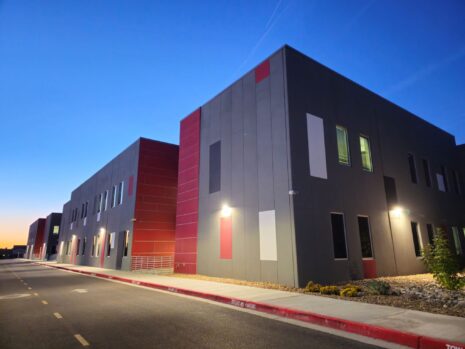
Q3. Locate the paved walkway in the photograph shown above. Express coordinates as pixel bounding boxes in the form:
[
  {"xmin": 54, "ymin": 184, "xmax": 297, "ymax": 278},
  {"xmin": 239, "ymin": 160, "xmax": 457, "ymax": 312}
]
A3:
[{"xmin": 39, "ymin": 261, "xmax": 465, "ymax": 345}]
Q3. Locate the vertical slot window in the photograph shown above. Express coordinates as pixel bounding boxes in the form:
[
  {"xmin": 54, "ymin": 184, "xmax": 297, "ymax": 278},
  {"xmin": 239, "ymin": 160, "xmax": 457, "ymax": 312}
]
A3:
[
  {"xmin": 422, "ymin": 159, "xmax": 431, "ymax": 187},
  {"xmin": 106, "ymin": 234, "xmax": 111, "ymax": 257},
  {"xmin": 357, "ymin": 216, "xmax": 373, "ymax": 258},
  {"xmin": 76, "ymin": 239, "xmax": 81, "ymax": 255},
  {"xmin": 408, "ymin": 153, "xmax": 417, "ymax": 183},
  {"xmin": 123, "ymin": 231, "xmax": 129, "ymax": 257},
  {"xmin": 209, "ymin": 141, "xmax": 221, "ymax": 193},
  {"xmin": 410, "ymin": 222, "xmax": 422, "ymax": 257},
  {"xmin": 117, "ymin": 181, "xmax": 124, "ymax": 205},
  {"xmin": 452, "ymin": 227, "xmax": 462, "ymax": 255},
  {"xmin": 336, "ymin": 125, "xmax": 350, "ymax": 165},
  {"xmin": 330, "ymin": 213, "xmax": 348, "ymax": 259},
  {"xmin": 103, "ymin": 190, "xmax": 108, "ymax": 211},
  {"xmin": 426, "ymin": 224, "xmax": 434, "ymax": 245},
  {"xmin": 111, "ymin": 185, "xmax": 117, "ymax": 208},
  {"xmin": 359, "ymin": 135, "xmax": 373, "ymax": 172},
  {"xmin": 453, "ymin": 170, "xmax": 461, "ymax": 194},
  {"xmin": 441, "ymin": 166, "xmax": 449, "ymax": 192},
  {"xmin": 82, "ymin": 237, "xmax": 86, "ymax": 255}
]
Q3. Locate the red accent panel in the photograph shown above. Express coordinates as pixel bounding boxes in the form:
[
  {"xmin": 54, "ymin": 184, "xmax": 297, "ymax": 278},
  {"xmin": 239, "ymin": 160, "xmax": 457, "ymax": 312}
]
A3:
[
  {"xmin": 128, "ymin": 175, "xmax": 134, "ymax": 196},
  {"xmin": 131, "ymin": 139, "xmax": 179, "ymax": 266},
  {"xmin": 175, "ymin": 109, "xmax": 201, "ymax": 274},
  {"xmin": 32, "ymin": 219, "xmax": 46, "ymax": 257},
  {"xmin": 220, "ymin": 217, "xmax": 232, "ymax": 259},
  {"xmin": 362, "ymin": 259, "xmax": 377, "ymax": 279},
  {"xmin": 255, "ymin": 60, "xmax": 270, "ymax": 83}
]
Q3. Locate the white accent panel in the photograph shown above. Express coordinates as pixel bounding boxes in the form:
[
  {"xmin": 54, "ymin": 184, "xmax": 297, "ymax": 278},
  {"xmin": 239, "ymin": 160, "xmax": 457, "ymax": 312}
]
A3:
[
  {"xmin": 110, "ymin": 233, "xmax": 116, "ymax": 249},
  {"xmin": 436, "ymin": 173, "xmax": 445, "ymax": 192},
  {"xmin": 306, "ymin": 113, "xmax": 327, "ymax": 179},
  {"xmin": 259, "ymin": 210, "xmax": 278, "ymax": 261}
]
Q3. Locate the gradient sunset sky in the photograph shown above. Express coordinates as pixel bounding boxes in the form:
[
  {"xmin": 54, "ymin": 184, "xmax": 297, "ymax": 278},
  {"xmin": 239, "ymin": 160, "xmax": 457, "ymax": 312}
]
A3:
[{"xmin": 1, "ymin": 0, "xmax": 464, "ymax": 248}]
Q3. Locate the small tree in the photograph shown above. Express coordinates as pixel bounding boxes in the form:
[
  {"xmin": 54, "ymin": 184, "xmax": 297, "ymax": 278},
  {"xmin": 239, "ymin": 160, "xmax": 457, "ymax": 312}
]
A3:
[{"xmin": 422, "ymin": 228, "xmax": 464, "ymax": 290}]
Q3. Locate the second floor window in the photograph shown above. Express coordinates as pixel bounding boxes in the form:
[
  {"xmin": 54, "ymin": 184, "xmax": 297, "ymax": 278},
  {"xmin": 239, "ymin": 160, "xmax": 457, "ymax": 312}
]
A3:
[
  {"xmin": 359, "ymin": 135, "xmax": 373, "ymax": 172},
  {"xmin": 117, "ymin": 181, "xmax": 124, "ymax": 205},
  {"xmin": 408, "ymin": 153, "xmax": 417, "ymax": 183},
  {"xmin": 336, "ymin": 125, "xmax": 350, "ymax": 165}
]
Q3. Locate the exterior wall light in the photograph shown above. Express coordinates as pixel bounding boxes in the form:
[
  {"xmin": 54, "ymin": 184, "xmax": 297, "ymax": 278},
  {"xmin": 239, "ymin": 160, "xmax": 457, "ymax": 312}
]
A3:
[
  {"xmin": 390, "ymin": 206, "xmax": 403, "ymax": 218},
  {"xmin": 221, "ymin": 204, "xmax": 232, "ymax": 218},
  {"xmin": 99, "ymin": 227, "xmax": 106, "ymax": 235}
]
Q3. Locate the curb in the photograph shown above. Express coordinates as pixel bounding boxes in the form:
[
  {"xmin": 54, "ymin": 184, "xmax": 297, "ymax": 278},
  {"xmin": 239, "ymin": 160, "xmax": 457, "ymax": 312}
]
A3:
[{"xmin": 37, "ymin": 262, "xmax": 464, "ymax": 349}]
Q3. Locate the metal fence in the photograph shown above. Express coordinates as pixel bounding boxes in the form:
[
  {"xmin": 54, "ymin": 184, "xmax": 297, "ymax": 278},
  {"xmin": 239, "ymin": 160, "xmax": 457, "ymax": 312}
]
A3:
[{"xmin": 131, "ymin": 255, "xmax": 174, "ymax": 274}]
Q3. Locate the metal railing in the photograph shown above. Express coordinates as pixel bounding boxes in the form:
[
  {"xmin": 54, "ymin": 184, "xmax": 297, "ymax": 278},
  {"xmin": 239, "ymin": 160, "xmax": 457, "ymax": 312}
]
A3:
[{"xmin": 131, "ymin": 255, "xmax": 174, "ymax": 274}]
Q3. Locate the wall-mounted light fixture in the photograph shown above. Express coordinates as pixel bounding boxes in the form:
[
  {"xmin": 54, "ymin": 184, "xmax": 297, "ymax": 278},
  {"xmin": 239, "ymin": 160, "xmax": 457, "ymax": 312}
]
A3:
[
  {"xmin": 221, "ymin": 204, "xmax": 232, "ymax": 218},
  {"xmin": 99, "ymin": 227, "xmax": 106, "ymax": 235},
  {"xmin": 390, "ymin": 206, "xmax": 407, "ymax": 218}
]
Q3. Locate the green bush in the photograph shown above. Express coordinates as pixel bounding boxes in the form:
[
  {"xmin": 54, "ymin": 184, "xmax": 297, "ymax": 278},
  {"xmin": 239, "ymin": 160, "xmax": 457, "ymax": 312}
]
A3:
[
  {"xmin": 319, "ymin": 285, "xmax": 339, "ymax": 295},
  {"xmin": 342, "ymin": 283, "xmax": 362, "ymax": 292},
  {"xmin": 305, "ymin": 281, "xmax": 321, "ymax": 293},
  {"xmin": 366, "ymin": 280, "xmax": 391, "ymax": 295},
  {"xmin": 340, "ymin": 287, "xmax": 359, "ymax": 297},
  {"xmin": 422, "ymin": 230, "xmax": 465, "ymax": 290}
]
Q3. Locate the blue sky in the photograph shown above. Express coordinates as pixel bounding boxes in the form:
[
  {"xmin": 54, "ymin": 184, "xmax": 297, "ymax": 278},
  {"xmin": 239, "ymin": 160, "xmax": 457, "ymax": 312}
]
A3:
[{"xmin": 1, "ymin": 0, "xmax": 464, "ymax": 247}]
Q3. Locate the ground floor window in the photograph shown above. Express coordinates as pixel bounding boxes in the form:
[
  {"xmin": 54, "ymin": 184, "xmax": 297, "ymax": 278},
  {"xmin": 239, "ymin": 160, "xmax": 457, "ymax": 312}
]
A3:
[
  {"xmin": 452, "ymin": 227, "xmax": 462, "ymax": 255},
  {"xmin": 330, "ymin": 213, "xmax": 347, "ymax": 259},
  {"xmin": 410, "ymin": 222, "xmax": 422, "ymax": 257},
  {"xmin": 106, "ymin": 234, "xmax": 111, "ymax": 257},
  {"xmin": 76, "ymin": 239, "xmax": 81, "ymax": 256},
  {"xmin": 426, "ymin": 224, "xmax": 434, "ymax": 245},
  {"xmin": 357, "ymin": 216, "xmax": 373, "ymax": 258},
  {"xmin": 123, "ymin": 231, "xmax": 129, "ymax": 256},
  {"xmin": 82, "ymin": 237, "xmax": 86, "ymax": 255}
]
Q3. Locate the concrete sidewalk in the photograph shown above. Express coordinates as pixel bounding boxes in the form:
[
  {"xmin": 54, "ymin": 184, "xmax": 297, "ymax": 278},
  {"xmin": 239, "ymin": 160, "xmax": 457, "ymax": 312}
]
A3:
[{"xmin": 37, "ymin": 261, "xmax": 465, "ymax": 348}]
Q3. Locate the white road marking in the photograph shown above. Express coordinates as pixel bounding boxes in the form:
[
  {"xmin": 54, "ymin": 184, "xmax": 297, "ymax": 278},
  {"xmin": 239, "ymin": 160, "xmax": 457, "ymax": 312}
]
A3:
[
  {"xmin": 0, "ymin": 293, "xmax": 31, "ymax": 300},
  {"xmin": 53, "ymin": 312, "xmax": 63, "ymax": 319},
  {"xmin": 28, "ymin": 287, "xmax": 32, "ymax": 290},
  {"xmin": 74, "ymin": 334, "xmax": 90, "ymax": 346},
  {"xmin": 42, "ymin": 300, "xmax": 48, "ymax": 305},
  {"xmin": 71, "ymin": 289, "xmax": 88, "ymax": 293},
  {"xmin": 33, "ymin": 293, "xmax": 39, "ymax": 296}
]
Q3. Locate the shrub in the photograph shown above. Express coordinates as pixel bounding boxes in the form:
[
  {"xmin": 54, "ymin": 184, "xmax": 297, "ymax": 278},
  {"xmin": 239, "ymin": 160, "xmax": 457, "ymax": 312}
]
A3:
[
  {"xmin": 340, "ymin": 287, "xmax": 359, "ymax": 297},
  {"xmin": 366, "ymin": 280, "xmax": 391, "ymax": 295},
  {"xmin": 305, "ymin": 281, "xmax": 321, "ymax": 293},
  {"xmin": 342, "ymin": 283, "xmax": 362, "ymax": 292},
  {"xmin": 319, "ymin": 286, "xmax": 339, "ymax": 295},
  {"xmin": 422, "ymin": 230, "xmax": 465, "ymax": 290}
]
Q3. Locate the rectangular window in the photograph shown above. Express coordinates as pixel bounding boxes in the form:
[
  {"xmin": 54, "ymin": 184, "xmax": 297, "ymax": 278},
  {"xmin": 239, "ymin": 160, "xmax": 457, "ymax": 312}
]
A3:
[
  {"xmin": 306, "ymin": 113, "xmax": 328, "ymax": 179},
  {"xmin": 336, "ymin": 125, "xmax": 350, "ymax": 165},
  {"xmin": 103, "ymin": 190, "xmax": 108, "ymax": 211},
  {"xmin": 209, "ymin": 141, "xmax": 221, "ymax": 193},
  {"xmin": 97, "ymin": 193, "xmax": 102, "ymax": 213},
  {"xmin": 453, "ymin": 170, "xmax": 461, "ymax": 194},
  {"xmin": 411, "ymin": 222, "xmax": 422, "ymax": 257},
  {"xmin": 330, "ymin": 213, "xmax": 348, "ymax": 259},
  {"xmin": 437, "ymin": 173, "xmax": 446, "ymax": 192},
  {"xmin": 117, "ymin": 181, "xmax": 124, "ymax": 205},
  {"xmin": 111, "ymin": 185, "xmax": 117, "ymax": 208},
  {"xmin": 408, "ymin": 153, "xmax": 417, "ymax": 183},
  {"xmin": 53, "ymin": 225, "xmax": 60, "ymax": 234},
  {"xmin": 81, "ymin": 203, "xmax": 85, "ymax": 218},
  {"xmin": 359, "ymin": 135, "xmax": 373, "ymax": 172},
  {"xmin": 106, "ymin": 234, "xmax": 111, "ymax": 257},
  {"xmin": 357, "ymin": 216, "xmax": 373, "ymax": 258},
  {"xmin": 441, "ymin": 166, "xmax": 449, "ymax": 192},
  {"xmin": 82, "ymin": 237, "xmax": 86, "ymax": 255},
  {"xmin": 426, "ymin": 224, "xmax": 434, "ymax": 245},
  {"xmin": 452, "ymin": 227, "xmax": 462, "ymax": 255},
  {"xmin": 84, "ymin": 201, "xmax": 88, "ymax": 218},
  {"xmin": 92, "ymin": 235, "xmax": 97, "ymax": 257},
  {"xmin": 76, "ymin": 239, "xmax": 81, "ymax": 255},
  {"xmin": 259, "ymin": 210, "xmax": 278, "ymax": 261},
  {"xmin": 422, "ymin": 159, "xmax": 432, "ymax": 187},
  {"xmin": 96, "ymin": 236, "xmax": 100, "ymax": 257},
  {"xmin": 123, "ymin": 231, "xmax": 129, "ymax": 257}
]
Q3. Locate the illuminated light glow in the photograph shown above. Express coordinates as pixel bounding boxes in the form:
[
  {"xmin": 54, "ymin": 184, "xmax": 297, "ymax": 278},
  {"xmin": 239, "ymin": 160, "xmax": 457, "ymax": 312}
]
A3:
[
  {"xmin": 99, "ymin": 227, "xmax": 106, "ymax": 235},
  {"xmin": 221, "ymin": 204, "xmax": 232, "ymax": 218},
  {"xmin": 390, "ymin": 206, "xmax": 403, "ymax": 218}
]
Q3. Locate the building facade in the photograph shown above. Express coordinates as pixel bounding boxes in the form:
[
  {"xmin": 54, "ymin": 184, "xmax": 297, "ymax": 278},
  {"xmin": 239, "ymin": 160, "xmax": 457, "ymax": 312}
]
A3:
[
  {"xmin": 43, "ymin": 213, "xmax": 62, "ymax": 260},
  {"xmin": 26, "ymin": 218, "xmax": 46, "ymax": 259},
  {"xmin": 174, "ymin": 45, "xmax": 465, "ymax": 287},
  {"xmin": 57, "ymin": 138, "xmax": 178, "ymax": 271}
]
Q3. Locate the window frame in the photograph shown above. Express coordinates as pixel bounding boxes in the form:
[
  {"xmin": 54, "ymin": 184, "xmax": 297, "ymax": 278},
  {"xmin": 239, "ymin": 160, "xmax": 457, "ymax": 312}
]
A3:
[
  {"xmin": 359, "ymin": 135, "xmax": 373, "ymax": 172},
  {"xmin": 422, "ymin": 159, "xmax": 432, "ymax": 187},
  {"xmin": 336, "ymin": 125, "xmax": 351, "ymax": 166},
  {"xmin": 407, "ymin": 153, "xmax": 418, "ymax": 184},
  {"xmin": 410, "ymin": 221, "xmax": 422, "ymax": 257},
  {"xmin": 357, "ymin": 215, "xmax": 374, "ymax": 259}
]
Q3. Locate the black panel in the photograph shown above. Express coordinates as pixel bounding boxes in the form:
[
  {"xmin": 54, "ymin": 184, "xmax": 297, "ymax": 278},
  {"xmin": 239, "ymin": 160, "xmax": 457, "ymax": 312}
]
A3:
[
  {"xmin": 383, "ymin": 176, "xmax": 398, "ymax": 208},
  {"xmin": 330, "ymin": 213, "xmax": 347, "ymax": 259},
  {"xmin": 357, "ymin": 216, "xmax": 373, "ymax": 258},
  {"xmin": 209, "ymin": 141, "xmax": 221, "ymax": 193}
]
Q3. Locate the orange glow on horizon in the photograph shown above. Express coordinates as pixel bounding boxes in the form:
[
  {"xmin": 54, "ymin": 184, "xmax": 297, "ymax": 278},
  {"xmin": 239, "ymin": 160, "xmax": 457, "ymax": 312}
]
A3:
[{"xmin": 0, "ymin": 216, "xmax": 32, "ymax": 249}]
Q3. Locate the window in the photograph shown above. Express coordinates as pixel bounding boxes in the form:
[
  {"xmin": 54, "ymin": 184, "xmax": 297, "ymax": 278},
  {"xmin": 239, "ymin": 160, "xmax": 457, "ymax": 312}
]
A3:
[
  {"xmin": 111, "ymin": 185, "xmax": 117, "ymax": 208},
  {"xmin": 84, "ymin": 201, "xmax": 88, "ymax": 218},
  {"xmin": 306, "ymin": 113, "xmax": 328, "ymax": 179},
  {"xmin": 117, "ymin": 181, "xmax": 124, "ymax": 205},
  {"xmin": 437, "ymin": 173, "xmax": 446, "ymax": 192},
  {"xmin": 441, "ymin": 166, "xmax": 449, "ymax": 192},
  {"xmin": 106, "ymin": 234, "xmax": 111, "ymax": 257},
  {"xmin": 452, "ymin": 227, "xmax": 462, "ymax": 255},
  {"xmin": 453, "ymin": 170, "xmax": 461, "ymax": 194},
  {"xmin": 209, "ymin": 141, "xmax": 221, "ymax": 193},
  {"xmin": 426, "ymin": 224, "xmax": 434, "ymax": 245},
  {"xmin": 336, "ymin": 126, "xmax": 350, "ymax": 165},
  {"xmin": 359, "ymin": 135, "xmax": 373, "ymax": 172},
  {"xmin": 422, "ymin": 159, "xmax": 432, "ymax": 187},
  {"xmin": 410, "ymin": 222, "xmax": 422, "ymax": 257},
  {"xmin": 76, "ymin": 239, "xmax": 81, "ymax": 255},
  {"xmin": 96, "ymin": 236, "xmax": 100, "ymax": 257},
  {"xmin": 123, "ymin": 231, "xmax": 129, "ymax": 257},
  {"xmin": 82, "ymin": 237, "xmax": 86, "ymax": 255},
  {"xmin": 103, "ymin": 190, "xmax": 108, "ymax": 211},
  {"xmin": 81, "ymin": 203, "xmax": 85, "ymax": 218},
  {"xmin": 357, "ymin": 216, "xmax": 373, "ymax": 258},
  {"xmin": 330, "ymin": 213, "xmax": 348, "ymax": 259},
  {"xmin": 92, "ymin": 235, "xmax": 97, "ymax": 257},
  {"xmin": 53, "ymin": 225, "xmax": 60, "ymax": 235},
  {"xmin": 66, "ymin": 241, "xmax": 72, "ymax": 255},
  {"xmin": 407, "ymin": 153, "xmax": 417, "ymax": 183},
  {"xmin": 97, "ymin": 193, "xmax": 102, "ymax": 213}
]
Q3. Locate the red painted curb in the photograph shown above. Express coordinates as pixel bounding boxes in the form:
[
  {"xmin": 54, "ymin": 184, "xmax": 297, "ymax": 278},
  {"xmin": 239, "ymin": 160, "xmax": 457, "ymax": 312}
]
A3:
[{"xmin": 35, "ymin": 262, "xmax": 465, "ymax": 349}]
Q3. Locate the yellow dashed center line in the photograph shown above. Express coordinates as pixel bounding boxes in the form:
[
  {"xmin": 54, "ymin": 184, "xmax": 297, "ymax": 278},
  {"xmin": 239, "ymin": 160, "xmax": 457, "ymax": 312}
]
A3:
[
  {"xmin": 41, "ymin": 300, "xmax": 48, "ymax": 305},
  {"xmin": 53, "ymin": 312, "xmax": 63, "ymax": 319},
  {"xmin": 74, "ymin": 334, "xmax": 90, "ymax": 346}
]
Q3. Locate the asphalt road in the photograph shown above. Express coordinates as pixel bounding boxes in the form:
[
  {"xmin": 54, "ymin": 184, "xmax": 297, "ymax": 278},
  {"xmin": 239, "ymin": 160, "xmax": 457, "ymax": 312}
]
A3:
[{"xmin": 0, "ymin": 260, "xmax": 382, "ymax": 349}]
